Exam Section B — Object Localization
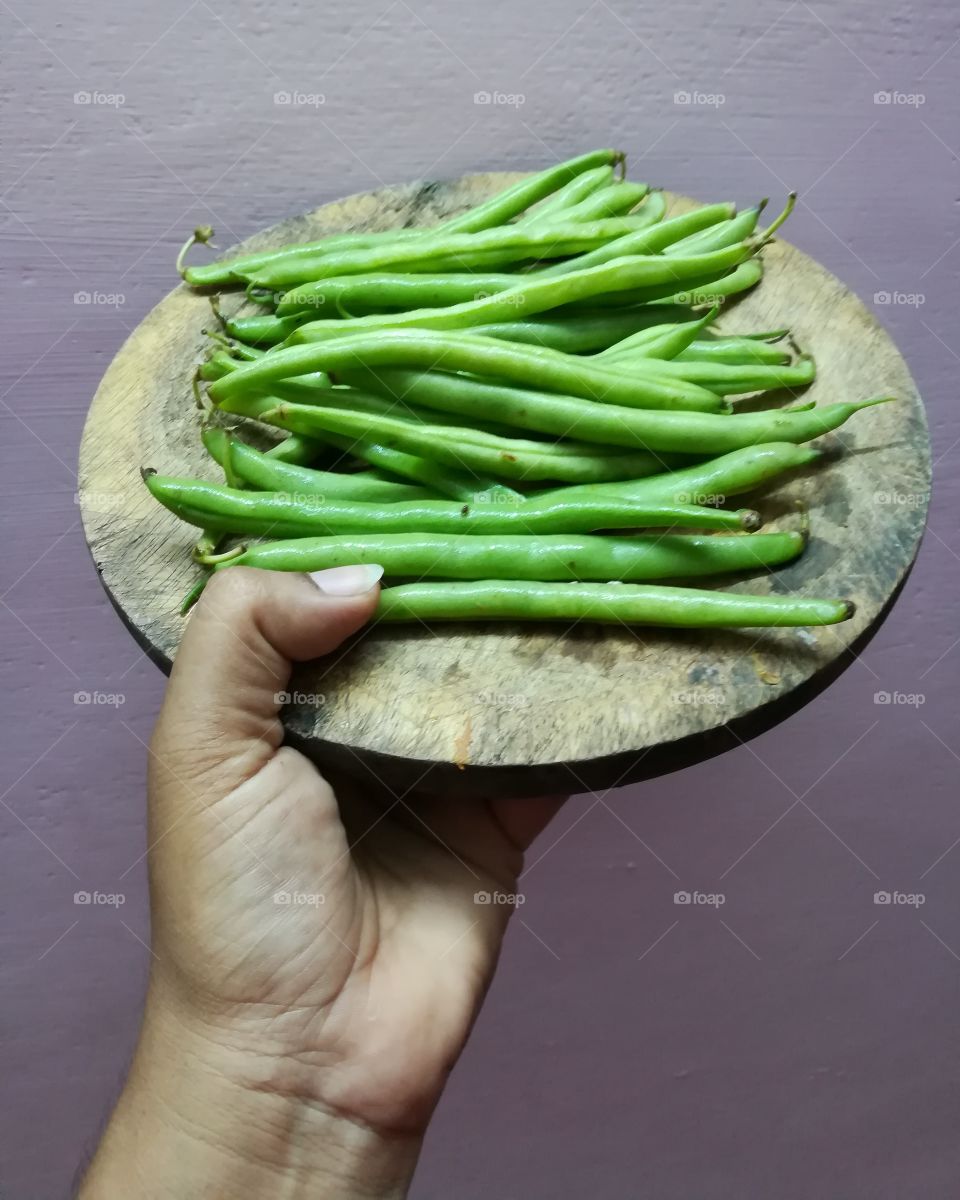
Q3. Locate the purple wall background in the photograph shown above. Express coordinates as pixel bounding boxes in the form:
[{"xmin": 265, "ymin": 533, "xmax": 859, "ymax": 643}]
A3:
[{"xmin": 2, "ymin": 2, "xmax": 958, "ymax": 1196}]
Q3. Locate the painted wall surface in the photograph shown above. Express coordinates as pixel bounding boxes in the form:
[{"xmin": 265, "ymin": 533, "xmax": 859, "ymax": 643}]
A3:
[{"xmin": 2, "ymin": 2, "xmax": 958, "ymax": 1196}]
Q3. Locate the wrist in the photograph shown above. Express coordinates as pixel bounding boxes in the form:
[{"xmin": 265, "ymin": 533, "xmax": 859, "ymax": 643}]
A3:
[{"xmin": 80, "ymin": 982, "xmax": 422, "ymax": 1200}]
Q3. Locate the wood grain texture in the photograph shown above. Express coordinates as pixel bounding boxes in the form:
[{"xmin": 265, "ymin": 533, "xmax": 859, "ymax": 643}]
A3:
[{"xmin": 78, "ymin": 174, "xmax": 929, "ymax": 796}]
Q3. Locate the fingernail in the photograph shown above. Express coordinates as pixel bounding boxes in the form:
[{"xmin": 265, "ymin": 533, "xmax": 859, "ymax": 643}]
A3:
[{"xmin": 308, "ymin": 564, "xmax": 384, "ymax": 596}]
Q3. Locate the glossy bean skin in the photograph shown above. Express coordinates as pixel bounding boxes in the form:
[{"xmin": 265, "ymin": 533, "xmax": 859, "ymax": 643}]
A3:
[
  {"xmin": 534, "ymin": 203, "xmax": 736, "ymax": 278},
  {"xmin": 665, "ymin": 205, "xmax": 762, "ymax": 256},
  {"xmin": 286, "ymin": 244, "xmax": 754, "ymax": 344},
  {"xmin": 210, "ymin": 328, "xmax": 728, "ymax": 414},
  {"xmin": 547, "ymin": 180, "xmax": 649, "ymax": 222},
  {"xmin": 597, "ymin": 309, "xmax": 716, "ymax": 361},
  {"xmin": 546, "ymin": 442, "xmax": 821, "ymax": 504},
  {"xmin": 676, "ymin": 337, "xmax": 792, "ymax": 367},
  {"xmin": 519, "ymin": 165, "xmax": 616, "ymax": 223},
  {"xmin": 256, "ymin": 400, "xmax": 681, "ymax": 484},
  {"xmin": 218, "ymin": 529, "xmax": 804, "ymax": 581},
  {"xmin": 473, "ymin": 306, "xmax": 699, "ymax": 353},
  {"xmin": 434, "ymin": 149, "xmax": 623, "ymax": 234},
  {"xmin": 331, "ymin": 363, "xmax": 887, "ymax": 455},
  {"xmin": 578, "ymin": 257, "xmax": 764, "ymax": 310},
  {"xmin": 276, "ymin": 271, "xmax": 523, "ymax": 318},
  {"xmin": 201, "ymin": 428, "xmax": 435, "ymax": 500},
  {"xmin": 243, "ymin": 217, "xmax": 658, "ymax": 290},
  {"xmin": 142, "ymin": 474, "xmax": 760, "ymax": 536},
  {"xmin": 373, "ymin": 579, "xmax": 854, "ymax": 627}
]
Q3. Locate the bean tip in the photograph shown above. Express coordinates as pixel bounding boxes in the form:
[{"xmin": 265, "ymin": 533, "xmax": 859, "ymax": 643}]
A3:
[{"xmin": 841, "ymin": 599, "xmax": 856, "ymax": 621}]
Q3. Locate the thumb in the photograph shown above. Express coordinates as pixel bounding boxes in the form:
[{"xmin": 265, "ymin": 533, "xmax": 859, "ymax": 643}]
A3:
[{"xmin": 151, "ymin": 564, "xmax": 382, "ymax": 795}]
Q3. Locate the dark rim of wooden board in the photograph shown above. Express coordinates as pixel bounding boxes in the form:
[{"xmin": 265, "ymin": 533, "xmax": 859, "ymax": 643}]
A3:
[{"xmin": 78, "ymin": 172, "xmax": 930, "ymax": 799}]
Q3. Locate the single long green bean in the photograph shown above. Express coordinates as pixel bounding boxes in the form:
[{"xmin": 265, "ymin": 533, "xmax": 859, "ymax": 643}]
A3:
[
  {"xmin": 211, "ymin": 328, "xmax": 729, "ymax": 413},
  {"xmin": 201, "ymin": 428, "xmax": 435, "ymax": 500},
  {"xmin": 598, "ymin": 308, "xmax": 718, "ymax": 361},
  {"xmin": 373, "ymin": 579, "xmax": 854, "ymax": 627},
  {"xmin": 676, "ymin": 337, "xmax": 792, "ymax": 367},
  {"xmin": 623, "ymin": 354, "xmax": 815, "ymax": 396},
  {"xmin": 519, "ymin": 165, "xmax": 616, "ymax": 223},
  {"xmin": 331, "ymin": 364, "xmax": 889, "ymax": 454},
  {"xmin": 665, "ymin": 204, "xmax": 763, "ymax": 256},
  {"xmin": 287, "ymin": 244, "xmax": 755, "ymax": 343},
  {"xmin": 257, "ymin": 400, "xmax": 681, "ymax": 484},
  {"xmin": 575, "ymin": 257, "xmax": 764, "ymax": 311},
  {"xmin": 434, "ymin": 149, "xmax": 624, "ymax": 233},
  {"xmin": 243, "ymin": 217, "xmax": 659, "ymax": 289},
  {"xmin": 473, "ymin": 306, "xmax": 699, "ymax": 353},
  {"xmin": 543, "ymin": 442, "xmax": 822, "ymax": 504},
  {"xmin": 215, "ymin": 530, "xmax": 805, "ymax": 581},
  {"xmin": 277, "ymin": 271, "xmax": 527, "ymax": 319},
  {"xmin": 143, "ymin": 473, "xmax": 760, "ymax": 536},
  {"xmin": 546, "ymin": 180, "xmax": 649, "ymax": 222}
]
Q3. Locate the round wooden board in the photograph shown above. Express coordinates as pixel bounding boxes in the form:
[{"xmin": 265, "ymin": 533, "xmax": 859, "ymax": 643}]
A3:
[{"xmin": 79, "ymin": 173, "xmax": 929, "ymax": 797}]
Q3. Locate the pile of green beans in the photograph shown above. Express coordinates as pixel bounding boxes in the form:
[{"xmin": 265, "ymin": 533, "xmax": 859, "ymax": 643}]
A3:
[{"xmin": 153, "ymin": 149, "xmax": 892, "ymax": 628}]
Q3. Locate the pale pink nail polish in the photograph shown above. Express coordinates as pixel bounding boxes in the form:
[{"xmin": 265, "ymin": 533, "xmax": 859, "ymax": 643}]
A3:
[{"xmin": 308, "ymin": 564, "xmax": 384, "ymax": 596}]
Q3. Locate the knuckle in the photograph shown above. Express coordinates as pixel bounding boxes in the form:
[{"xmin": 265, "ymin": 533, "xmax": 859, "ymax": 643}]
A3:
[{"xmin": 198, "ymin": 566, "xmax": 268, "ymax": 618}]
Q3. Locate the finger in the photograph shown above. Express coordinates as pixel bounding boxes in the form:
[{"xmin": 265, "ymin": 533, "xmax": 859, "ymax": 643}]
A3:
[{"xmin": 151, "ymin": 564, "xmax": 381, "ymax": 795}]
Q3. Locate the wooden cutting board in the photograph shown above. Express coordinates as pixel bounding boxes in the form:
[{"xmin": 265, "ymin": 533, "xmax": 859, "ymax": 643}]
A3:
[{"xmin": 78, "ymin": 173, "xmax": 930, "ymax": 797}]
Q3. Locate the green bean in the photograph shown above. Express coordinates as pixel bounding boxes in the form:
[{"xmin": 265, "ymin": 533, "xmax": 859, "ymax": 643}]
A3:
[
  {"xmin": 628, "ymin": 354, "xmax": 815, "ymax": 396},
  {"xmin": 317, "ymin": 434, "xmax": 515, "ymax": 503},
  {"xmin": 545, "ymin": 442, "xmax": 822, "ymax": 504},
  {"xmin": 545, "ymin": 180, "xmax": 649, "ymax": 222},
  {"xmin": 277, "ymin": 271, "xmax": 524, "ymax": 319},
  {"xmin": 182, "ymin": 230, "xmax": 426, "ymax": 289},
  {"xmin": 257, "ymin": 400, "xmax": 680, "ymax": 484},
  {"xmin": 287, "ymin": 244, "xmax": 755, "ymax": 343},
  {"xmin": 627, "ymin": 188, "xmax": 667, "ymax": 229},
  {"xmin": 535, "ymin": 203, "xmax": 735, "ymax": 278},
  {"xmin": 181, "ymin": 150, "xmax": 624, "ymax": 286},
  {"xmin": 263, "ymin": 434, "xmax": 322, "ymax": 465},
  {"xmin": 201, "ymin": 428, "xmax": 435, "ymax": 500},
  {"xmin": 598, "ymin": 307, "xmax": 718, "ymax": 361},
  {"xmin": 209, "ymin": 328, "xmax": 728, "ymax": 413},
  {"xmin": 142, "ymin": 473, "xmax": 760, "ymax": 537},
  {"xmin": 332, "ymin": 364, "xmax": 889, "ymax": 454},
  {"xmin": 215, "ymin": 529, "xmax": 804, "ymax": 581},
  {"xmin": 578, "ymin": 257, "xmax": 764, "ymax": 311},
  {"xmin": 373, "ymin": 579, "xmax": 854, "ymax": 627},
  {"xmin": 243, "ymin": 217, "xmax": 659, "ymax": 289},
  {"xmin": 519, "ymin": 165, "xmax": 616, "ymax": 223},
  {"xmin": 434, "ymin": 149, "xmax": 624, "ymax": 234},
  {"xmin": 224, "ymin": 313, "xmax": 304, "ymax": 344},
  {"xmin": 665, "ymin": 204, "xmax": 763, "ymax": 256},
  {"xmin": 676, "ymin": 336, "xmax": 792, "ymax": 367},
  {"xmin": 472, "ymin": 306, "xmax": 699, "ymax": 353}
]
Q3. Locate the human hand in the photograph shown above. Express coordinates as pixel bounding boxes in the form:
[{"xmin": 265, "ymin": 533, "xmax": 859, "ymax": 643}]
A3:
[{"xmin": 81, "ymin": 565, "xmax": 564, "ymax": 1199}]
